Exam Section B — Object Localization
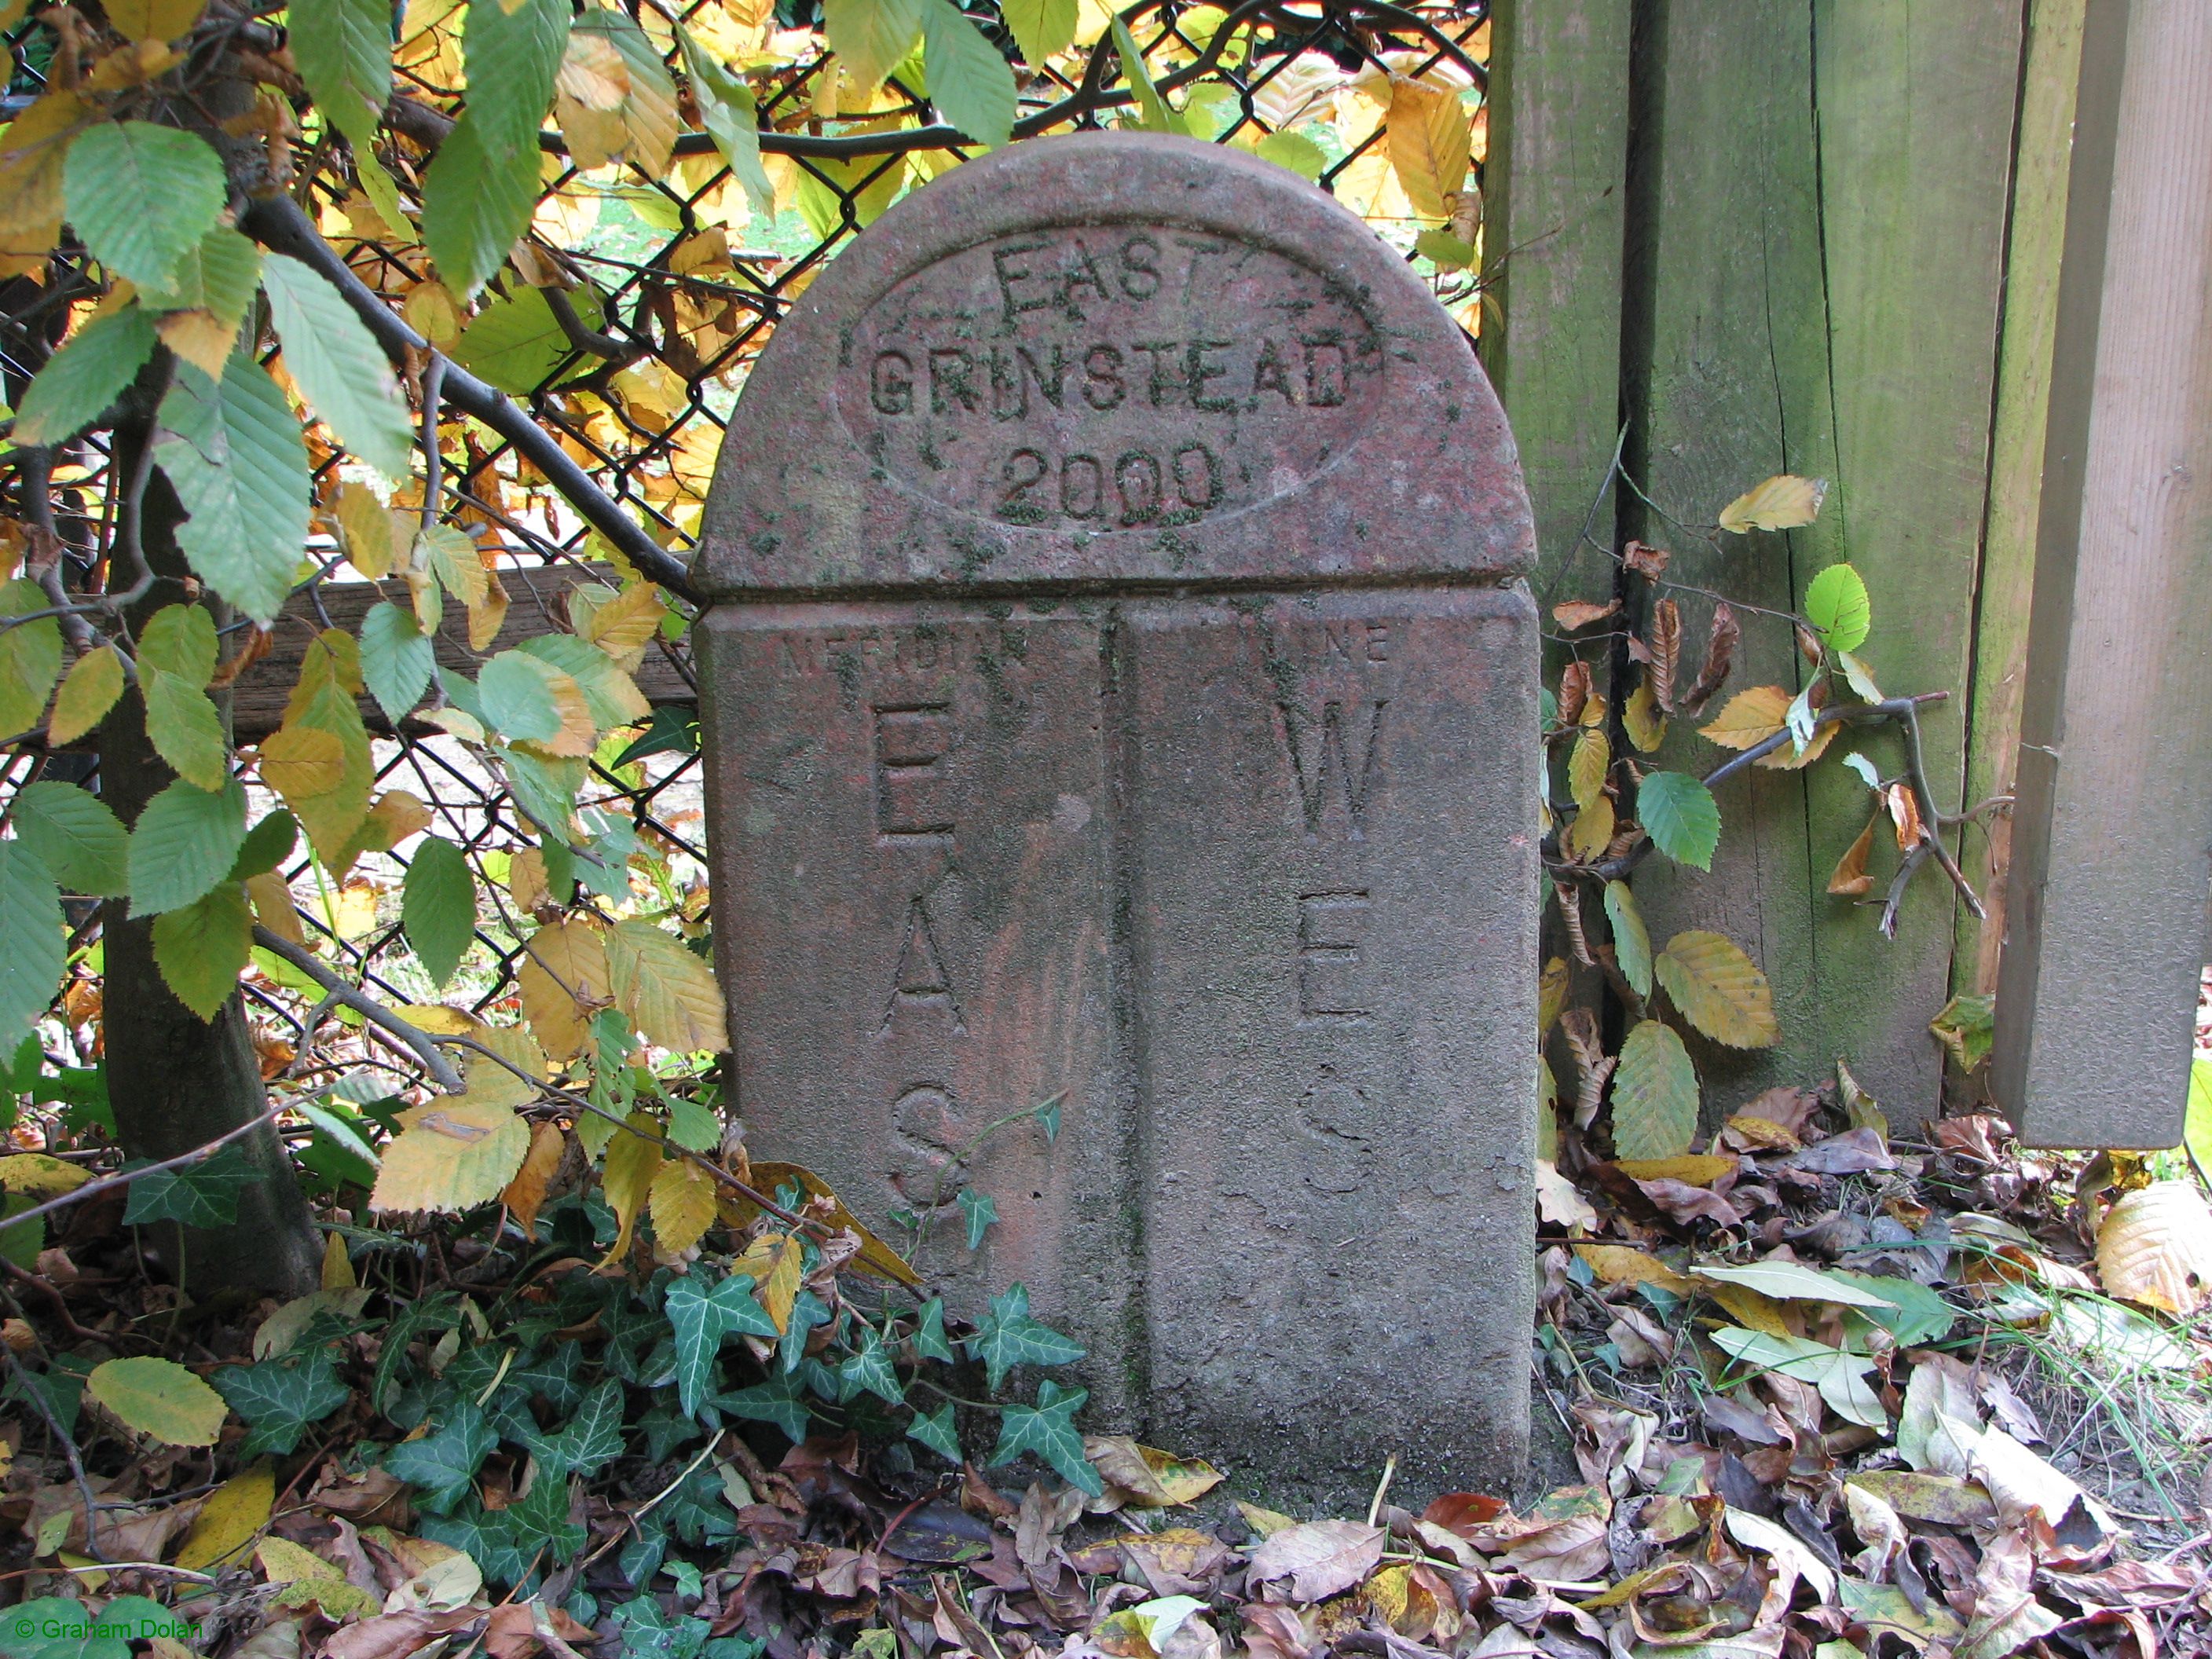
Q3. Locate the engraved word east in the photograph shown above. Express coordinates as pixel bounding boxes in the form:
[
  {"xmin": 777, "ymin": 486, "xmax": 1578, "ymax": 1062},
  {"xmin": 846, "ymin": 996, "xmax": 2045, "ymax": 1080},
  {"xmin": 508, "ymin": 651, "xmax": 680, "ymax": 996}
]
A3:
[{"xmin": 837, "ymin": 228, "xmax": 1382, "ymax": 532}]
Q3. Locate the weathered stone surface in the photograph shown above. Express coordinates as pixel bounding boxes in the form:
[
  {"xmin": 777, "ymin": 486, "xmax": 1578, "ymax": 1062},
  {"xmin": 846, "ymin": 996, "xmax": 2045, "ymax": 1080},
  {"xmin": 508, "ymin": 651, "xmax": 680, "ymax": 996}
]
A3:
[{"xmin": 697, "ymin": 131, "xmax": 1540, "ymax": 1497}]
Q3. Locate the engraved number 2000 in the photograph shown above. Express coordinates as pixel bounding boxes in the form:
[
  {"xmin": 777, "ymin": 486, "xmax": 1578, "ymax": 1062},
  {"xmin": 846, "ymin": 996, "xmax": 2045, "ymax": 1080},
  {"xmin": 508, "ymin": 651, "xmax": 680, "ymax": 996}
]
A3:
[{"xmin": 998, "ymin": 444, "xmax": 1222, "ymax": 527}]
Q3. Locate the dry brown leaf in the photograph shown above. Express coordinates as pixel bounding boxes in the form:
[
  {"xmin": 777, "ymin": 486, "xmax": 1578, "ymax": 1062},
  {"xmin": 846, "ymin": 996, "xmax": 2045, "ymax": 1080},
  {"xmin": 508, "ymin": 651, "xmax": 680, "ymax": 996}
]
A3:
[
  {"xmin": 1679, "ymin": 602, "xmax": 1740, "ymax": 716},
  {"xmin": 501, "ymin": 1121, "xmax": 566, "ymax": 1236},
  {"xmin": 1884, "ymin": 782, "xmax": 1927, "ymax": 850},
  {"xmin": 1551, "ymin": 599, "xmax": 1621, "ymax": 632},
  {"xmin": 1829, "ymin": 813, "xmax": 1878, "ymax": 897},
  {"xmin": 1247, "ymin": 1518, "xmax": 1384, "ymax": 1602},
  {"xmin": 1718, "ymin": 474, "xmax": 1828, "ymax": 534},
  {"xmin": 1083, "ymin": 1435, "xmax": 1225, "ymax": 1507},
  {"xmin": 1555, "ymin": 659, "xmax": 1590, "ymax": 727},
  {"xmin": 1622, "ymin": 539, "xmax": 1670, "ymax": 580},
  {"xmin": 1645, "ymin": 597, "xmax": 1681, "ymax": 712},
  {"xmin": 1699, "ymin": 685, "xmax": 1790, "ymax": 750},
  {"xmin": 2096, "ymin": 1181, "xmax": 2212, "ymax": 1314}
]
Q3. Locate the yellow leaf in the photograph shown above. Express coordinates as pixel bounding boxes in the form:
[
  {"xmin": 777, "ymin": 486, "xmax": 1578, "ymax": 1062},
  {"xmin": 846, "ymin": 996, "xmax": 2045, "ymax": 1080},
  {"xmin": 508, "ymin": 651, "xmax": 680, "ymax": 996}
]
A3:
[
  {"xmin": 49, "ymin": 645, "xmax": 125, "ymax": 746},
  {"xmin": 1719, "ymin": 474, "xmax": 1828, "ymax": 534},
  {"xmin": 330, "ymin": 878, "xmax": 380, "ymax": 939},
  {"xmin": 649, "ymin": 1158, "xmax": 719, "ymax": 1256},
  {"xmin": 1567, "ymin": 727, "xmax": 1608, "ymax": 812},
  {"xmin": 1699, "ymin": 686, "xmax": 1791, "ymax": 750},
  {"xmin": 398, "ymin": 1002, "xmax": 482, "ymax": 1036},
  {"xmin": 0, "ymin": 92, "xmax": 89, "ymax": 274},
  {"xmin": 1538, "ymin": 955, "xmax": 1568, "ymax": 1039},
  {"xmin": 175, "ymin": 1461, "xmax": 273, "ymax": 1572},
  {"xmin": 518, "ymin": 669, "xmax": 597, "ymax": 760},
  {"xmin": 1562, "ymin": 793, "xmax": 1615, "ymax": 864},
  {"xmin": 1655, "ymin": 930, "xmax": 1778, "ymax": 1049},
  {"xmin": 463, "ymin": 1024, "xmax": 548, "ymax": 1108},
  {"xmin": 1756, "ymin": 720, "xmax": 1835, "ymax": 770},
  {"xmin": 0, "ymin": 1153, "xmax": 89, "ymax": 1195},
  {"xmin": 1702, "ymin": 1280, "xmax": 1795, "ymax": 1338},
  {"xmin": 1622, "ymin": 680, "xmax": 1667, "ymax": 753},
  {"xmin": 335, "ymin": 482, "xmax": 394, "ymax": 579},
  {"xmin": 1613, "ymin": 1154, "xmax": 1737, "ymax": 1186},
  {"xmin": 1386, "ymin": 76, "xmax": 1471, "ymax": 222},
  {"xmin": 402, "ymin": 281, "xmax": 462, "ymax": 351},
  {"xmin": 502, "ymin": 1121, "xmax": 566, "ymax": 1235},
  {"xmin": 518, "ymin": 917, "xmax": 610, "ymax": 1061},
  {"xmin": 1082, "ymin": 1435, "xmax": 1225, "ymax": 1507},
  {"xmin": 755, "ymin": 1231, "xmax": 804, "ymax": 1332},
  {"xmin": 320, "ymin": 1231, "xmax": 356, "ymax": 1290},
  {"xmin": 599, "ymin": 1109, "xmax": 662, "ymax": 1264},
  {"xmin": 369, "ymin": 1101, "xmax": 529, "ymax": 1213},
  {"xmin": 1571, "ymin": 1243, "xmax": 1694, "ymax": 1297},
  {"xmin": 606, "ymin": 917, "xmax": 726, "ymax": 1053},
  {"xmin": 258, "ymin": 1535, "xmax": 344, "ymax": 1585},
  {"xmin": 723, "ymin": 1163, "xmax": 921, "ymax": 1288},
  {"xmin": 578, "ymin": 580, "xmax": 669, "ymax": 673},
  {"xmin": 156, "ymin": 308, "xmax": 235, "ymax": 380},
  {"xmin": 105, "ymin": 0, "xmax": 203, "ymax": 42},
  {"xmin": 86, "ymin": 1356, "xmax": 227, "ymax": 1447},
  {"xmin": 465, "ymin": 569, "xmax": 509, "ymax": 653},
  {"xmin": 245, "ymin": 870, "xmax": 303, "ymax": 943},
  {"xmin": 509, "ymin": 847, "xmax": 551, "ymax": 912},
  {"xmin": 364, "ymin": 788, "xmax": 434, "ymax": 848},
  {"xmin": 2096, "ymin": 1181, "xmax": 2212, "ymax": 1315}
]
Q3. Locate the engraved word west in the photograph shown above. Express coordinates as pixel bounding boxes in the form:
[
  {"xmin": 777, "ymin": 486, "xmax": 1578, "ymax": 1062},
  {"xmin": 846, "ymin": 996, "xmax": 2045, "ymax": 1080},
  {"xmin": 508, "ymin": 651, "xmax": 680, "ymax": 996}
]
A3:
[{"xmin": 837, "ymin": 229, "xmax": 1382, "ymax": 531}]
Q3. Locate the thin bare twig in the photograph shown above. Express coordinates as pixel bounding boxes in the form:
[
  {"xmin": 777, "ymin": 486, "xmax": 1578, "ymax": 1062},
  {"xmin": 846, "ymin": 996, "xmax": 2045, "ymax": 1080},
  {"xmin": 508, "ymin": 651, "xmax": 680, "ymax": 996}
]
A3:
[{"xmin": 251, "ymin": 925, "xmax": 467, "ymax": 1091}]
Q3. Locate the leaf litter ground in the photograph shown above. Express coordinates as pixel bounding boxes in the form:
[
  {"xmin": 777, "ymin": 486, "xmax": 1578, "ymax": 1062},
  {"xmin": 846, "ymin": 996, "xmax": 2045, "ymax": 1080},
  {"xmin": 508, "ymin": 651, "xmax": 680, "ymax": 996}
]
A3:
[{"xmin": 5, "ymin": 1084, "xmax": 2212, "ymax": 1658}]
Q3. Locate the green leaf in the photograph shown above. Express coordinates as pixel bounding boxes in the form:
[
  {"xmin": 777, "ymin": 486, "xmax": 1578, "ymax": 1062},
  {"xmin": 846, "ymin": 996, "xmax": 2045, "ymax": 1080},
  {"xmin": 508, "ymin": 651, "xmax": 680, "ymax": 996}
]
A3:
[
  {"xmin": 421, "ymin": 0, "xmax": 569, "ymax": 295},
  {"xmin": 1804, "ymin": 562, "xmax": 1871, "ymax": 654},
  {"xmin": 359, "ymin": 601, "xmax": 436, "ymax": 723},
  {"xmin": 154, "ymin": 357, "xmax": 313, "ymax": 623},
  {"xmin": 402, "ymin": 836, "xmax": 476, "ymax": 988},
  {"xmin": 715, "ymin": 1372, "xmax": 810, "ymax": 1442},
  {"xmin": 261, "ymin": 253, "xmax": 414, "ymax": 482},
  {"xmin": 663, "ymin": 1271, "xmax": 777, "ymax": 1415},
  {"xmin": 143, "ymin": 668, "xmax": 228, "ymax": 791},
  {"xmin": 824, "ymin": 0, "xmax": 923, "ymax": 93},
  {"xmin": 152, "ymin": 880, "xmax": 252, "ymax": 1019},
  {"xmin": 479, "ymin": 648, "xmax": 575, "ymax": 745},
  {"xmin": 966, "ymin": 1282, "xmax": 1083, "ymax": 1390},
  {"xmin": 958, "ymin": 1186, "xmax": 997, "ymax": 1251},
  {"xmin": 120, "ymin": 1144, "xmax": 262, "ymax": 1227},
  {"xmin": 999, "ymin": 0, "xmax": 1075, "ymax": 64},
  {"xmin": 289, "ymin": 0, "xmax": 393, "ymax": 147},
  {"xmin": 460, "ymin": 0, "xmax": 571, "ymax": 156},
  {"xmin": 912, "ymin": 1298, "xmax": 954, "ymax": 1363},
  {"xmin": 678, "ymin": 27, "xmax": 774, "ymax": 219},
  {"xmin": 13, "ymin": 305, "xmax": 156, "ymax": 445},
  {"xmin": 665, "ymin": 1093, "xmax": 720, "ymax": 1152},
  {"xmin": 13, "ymin": 781, "xmax": 126, "ymax": 896},
  {"xmin": 215, "ymin": 1346, "xmax": 351, "ymax": 1456},
  {"xmin": 921, "ymin": 0, "xmax": 1015, "ymax": 147},
  {"xmin": 450, "ymin": 284, "xmax": 602, "ymax": 397},
  {"xmin": 383, "ymin": 1397, "xmax": 496, "ymax": 1512},
  {"xmin": 2188, "ymin": 1059, "xmax": 2212, "ymax": 1178},
  {"xmin": 907, "ymin": 1400, "xmax": 960, "ymax": 1460},
  {"xmin": 1636, "ymin": 771, "xmax": 1720, "ymax": 871},
  {"xmin": 837, "ymin": 1324, "xmax": 903, "ymax": 1406},
  {"xmin": 1833, "ymin": 1272, "xmax": 1955, "ymax": 1348},
  {"xmin": 1610, "ymin": 1019, "xmax": 1698, "ymax": 1162},
  {"xmin": 229, "ymin": 811, "xmax": 298, "ymax": 881},
  {"xmin": 138, "ymin": 602, "xmax": 215, "ymax": 684},
  {"xmin": 1655, "ymin": 930, "xmax": 1779, "ymax": 1049},
  {"xmin": 522, "ymin": 1377, "xmax": 626, "ymax": 1478},
  {"xmin": 128, "ymin": 776, "xmax": 247, "ymax": 915},
  {"xmin": 61, "ymin": 123, "xmax": 225, "ymax": 291},
  {"xmin": 1928, "ymin": 992, "xmax": 1994, "ymax": 1073},
  {"xmin": 515, "ymin": 633, "xmax": 647, "ymax": 731},
  {"xmin": 989, "ymin": 1379, "xmax": 1099, "ymax": 1494},
  {"xmin": 1712, "ymin": 1327, "xmax": 1884, "ymax": 1429},
  {"xmin": 0, "ymin": 577, "xmax": 63, "ymax": 738},
  {"xmin": 1694, "ymin": 1260, "xmax": 1898, "ymax": 1309},
  {"xmin": 1602, "ymin": 880, "xmax": 1651, "ymax": 999},
  {"xmin": 0, "ymin": 842, "xmax": 65, "ymax": 1044},
  {"xmin": 138, "ymin": 225, "xmax": 261, "ymax": 330},
  {"xmin": 1110, "ymin": 16, "xmax": 1181, "ymax": 134}
]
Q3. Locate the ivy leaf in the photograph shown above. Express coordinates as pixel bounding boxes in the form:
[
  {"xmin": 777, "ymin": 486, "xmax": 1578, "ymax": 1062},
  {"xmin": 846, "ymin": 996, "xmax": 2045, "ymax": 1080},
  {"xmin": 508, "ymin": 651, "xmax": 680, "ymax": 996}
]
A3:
[
  {"xmin": 372, "ymin": 1291, "xmax": 463, "ymax": 1412},
  {"xmin": 1602, "ymin": 880, "xmax": 1652, "ymax": 1000},
  {"xmin": 152, "ymin": 880, "xmax": 253, "ymax": 1019},
  {"xmin": 967, "ymin": 1283, "xmax": 1084, "ymax": 1391},
  {"xmin": 61, "ymin": 123, "xmax": 225, "ymax": 291},
  {"xmin": 823, "ymin": 0, "xmax": 922, "ymax": 94},
  {"xmin": 13, "ymin": 305, "xmax": 156, "ymax": 445},
  {"xmin": 522, "ymin": 1376, "xmax": 626, "ymax": 1478},
  {"xmin": 0, "ymin": 577, "xmax": 63, "ymax": 740},
  {"xmin": 0, "ymin": 843, "xmax": 65, "ymax": 1044},
  {"xmin": 288, "ymin": 0, "xmax": 392, "ymax": 148},
  {"xmin": 663, "ymin": 1271, "xmax": 777, "ymax": 1414},
  {"xmin": 921, "ymin": 0, "xmax": 1015, "ymax": 148},
  {"xmin": 13, "ymin": 781, "xmax": 126, "ymax": 897},
  {"xmin": 999, "ymin": 0, "xmax": 1075, "ymax": 64},
  {"xmin": 908, "ymin": 1401, "xmax": 960, "ymax": 1461},
  {"xmin": 677, "ymin": 27, "xmax": 773, "ymax": 219},
  {"xmin": 989, "ymin": 1379, "xmax": 1099, "ymax": 1495},
  {"xmin": 122, "ymin": 1144, "xmax": 262, "ymax": 1227},
  {"xmin": 1655, "ymin": 930, "xmax": 1779, "ymax": 1049},
  {"xmin": 1610, "ymin": 1020, "xmax": 1698, "ymax": 1162},
  {"xmin": 154, "ymin": 357, "xmax": 313, "ymax": 623},
  {"xmin": 86, "ymin": 1354, "xmax": 228, "ymax": 1446},
  {"xmin": 261, "ymin": 254, "xmax": 414, "ymax": 483},
  {"xmin": 1636, "ymin": 771, "xmax": 1720, "ymax": 871},
  {"xmin": 215, "ymin": 1346, "xmax": 351, "ymax": 1455},
  {"xmin": 837, "ymin": 1324, "xmax": 903, "ymax": 1406},
  {"xmin": 912, "ymin": 1298, "xmax": 954, "ymax": 1363},
  {"xmin": 1804, "ymin": 563, "xmax": 1872, "ymax": 654},
  {"xmin": 383, "ymin": 1396, "xmax": 495, "ymax": 1512},
  {"xmin": 359, "ymin": 601, "xmax": 435, "ymax": 724},
  {"xmin": 958, "ymin": 1187, "xmax": 998, "ymax": 1251},
  {"xmin": 656, "ymin": 1465, "xmax": 740, "ymax": 1545},
  {"xmin": 713, "ymin": 1373, "xmax": 810, "ymax": 1444},
  {"xmin": 127, "ymin": 775, "xmax": 247, "ymax": 915},
  {"xmin": 403, "ymin": 836, "xmax": 477, "ymax": 988}
]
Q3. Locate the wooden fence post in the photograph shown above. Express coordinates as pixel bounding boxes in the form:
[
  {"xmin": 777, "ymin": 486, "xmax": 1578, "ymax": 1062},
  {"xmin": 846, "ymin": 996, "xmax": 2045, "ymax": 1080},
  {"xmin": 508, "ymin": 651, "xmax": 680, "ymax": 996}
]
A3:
[{"xmin": 1991, "ymin": 0, "xmax": 2212, "ymax": 1149}]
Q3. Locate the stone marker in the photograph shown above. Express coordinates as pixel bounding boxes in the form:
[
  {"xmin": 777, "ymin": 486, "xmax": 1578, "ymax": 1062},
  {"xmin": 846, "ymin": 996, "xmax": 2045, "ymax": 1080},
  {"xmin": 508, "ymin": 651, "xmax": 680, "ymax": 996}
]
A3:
[{"xmin": 694, "ymin": 131, "xmax": 1539, "ymax": 1496}]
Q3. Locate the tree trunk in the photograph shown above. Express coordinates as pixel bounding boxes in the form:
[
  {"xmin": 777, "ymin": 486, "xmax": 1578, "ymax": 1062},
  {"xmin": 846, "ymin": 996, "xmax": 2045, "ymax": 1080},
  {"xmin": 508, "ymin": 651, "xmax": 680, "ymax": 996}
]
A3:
[{"xmin": 96, "ymin": 403, "xmax": 320, "ymax": 1299}]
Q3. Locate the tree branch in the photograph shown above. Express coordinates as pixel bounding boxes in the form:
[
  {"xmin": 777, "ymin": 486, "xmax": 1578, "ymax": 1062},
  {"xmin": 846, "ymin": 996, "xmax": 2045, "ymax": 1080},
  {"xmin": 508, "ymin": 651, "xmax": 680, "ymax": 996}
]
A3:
[{"xmin": 251, "ymin": 925, "xmax": 467, "ymax": 1090}]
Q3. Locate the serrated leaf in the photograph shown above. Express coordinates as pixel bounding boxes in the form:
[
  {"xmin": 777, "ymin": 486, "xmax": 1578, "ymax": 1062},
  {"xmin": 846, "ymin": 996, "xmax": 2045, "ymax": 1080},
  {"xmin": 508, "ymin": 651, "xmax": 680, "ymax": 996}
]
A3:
[
  {"xmin": 1000, "ymin": 0, "xmax": 1074, "ymax": 63},
  {"xmin": 1568, "ymin": 725, "xmax": 1609, "ymax": 811},
  {"xmin": 676, "ymin": 27, "xmax": 773, "ymax": 219},
  {"xmin": 665, "ymin": 1093, "xmax": 720, "ymax": 1152},
  {"xmin": 1602, "ymin": 880, "xmax": 1651, "ymax": 998},
  {"xmin": 921, "ymin": 0, "xmax": 1015, "ymax": 147},
  {"xmin": 261, "ymin": 253, "xmax": 413, "ymax": 482},
  {"xmin": 383, "ymin": 1397, "xmax": 494, "ymax": 1511},
  {"xmin": 402, "ymin": 836, "xmax": 476, "ymax": 988},
  {"xmin": 358, "ymin": 601, "xmax": 435, "ymax": 723},
  {"xmin": 1386, "ymin": 76, "xmax": 1470, "ymax": 222},
  {"xmin": 518, "ymin": 917, "xmax": 609, "ymax": 1061},
  {"xmin": 127, "ymin": 775, "xmax": 247, "ymax": 914},
  {"xmin": 139, "ymin": 224, "xmax": 260, "ymax": 330},
  {"xmin": 231, "ymin": 810, "xmax": 298, "ymax": 882},
  {"xmin": 967, "ymin": 1282, "xmax": 1084, "ymax": 1390},
  {"xmin": 1610, "ymin": 1020, "xmax": 1697, "ymax": 1161},
  {"xmin": 1655, "ymin": 930, "xmax": 1778, "ymax": 1049},
  {"xmin": 289, "ymin": 0, "xmax": 392, "ymax": 147},
  {"xmin": 599, "ymin": 1108, "xmax": 661, "ymax": 1262},
  {"xmin": 265, "ymin": 629, "xmax": 374, "ymax": 865},
  {"xmin": 480, "ymin": 648, "xmax": 591, "ymax": 751},
  {"xmin": 1804, "ymin": 562, "xmax": 1872, "ymax": 654},
  {"xmin": 606, "ymin": 917, "xmax": 724, "ymax": 1054},
  {"xmin": 990, "ymin": 1378, "xmax": 1099, "ymax": 1494},
  {"xmin": 0, "ymin": 577, "xmax": 62, "ymax": 739},
  {"xmin": 370, "ymin": 1101, "xmax": 529, "ymax": 1214},
  {"xmin": 87, "ymin": 1355, "xmax": 228, "ymax": 1446},
  {"xmin": 1699, "ymin": 685, "xmax": 1790, "ymax": 751},
  {"xmin": 214, "ymin": 1348, "xmax": 350, "ymax": 1455},
  {"xmin": 515, "ymin": 633, "xmax": 649, "ymax": 730},
  {"xmin": 0, "ymin": 89, "xmax": 87, "ymax": 272},
  {"xmin": 1718, "ymin": 474, "xmax": 1828, "ymax": 535},
  {"xmin": 13, "ymin": 781, "xmax": 126, "ymax": 896},
  {"xmin": 122, "ymin": 1143, "xmax": 259, "ymax": 1226},
  {"xmin": 13, "ymin": 304, "xmax": 156, "ymax": 445},
  {"xmin": 154, "ymin": 356, "xmax": 313, "ymax": 623},
  {"xmin": 2096, "ymin": 1181, "xmax": 2212, "ymax": 1315},
  {"xmin": 1110, "ymin": 15, "xmax": 1181, "ymax": 134},
  {"xmin": 1694, "ymin": 1260, "xmax": 1898, "ymax": 1309},
  {"xmin": 0, "ymin": 843, "xmax": 64, "ymax": 1042},
  {"xmin": 152, "ymin": 880, "xmax": 251, "ymax": 1019},
  {"xmin": 143, "ymin": 667, "xmax": 227, "ymax": 791},
  {"xmin": 825, "ymin": 0, "xmax": 923, "ymax": 93},
  {"xmin": 106, "ymin": 0, "xmax": 203, "ymax": 42},
  {"xmin": 450, "ymin": 284, "xmax": 600, "ymax": 397},
  {"xmin": 649, "ymin": 1158, "xmax": 719, "ymax": 1256},
  {"xmin": 664, "ymin": 1270, "xmax": 778, "ymax": 1414},
  {"xmin": 1636, "ymin": 771, "xmax": 1720, "ymax": 871},
  {"xmin": 422, "ymin": 0, "xmax": 570, "ymax": 295},
  {"xmin": 62, "ymin": 123, "xmax": 224, "ymax": 291},
  {"xmin": 48, "ymin": 644, "xmax": 124, "ymax": 747},
  {"xmin": 908, "ymin": 1400, "xmax": 960, "ymax": 1460},
  {"xmin": 569, "ymin": 9, "xmax": 679, "ymax": 174}
]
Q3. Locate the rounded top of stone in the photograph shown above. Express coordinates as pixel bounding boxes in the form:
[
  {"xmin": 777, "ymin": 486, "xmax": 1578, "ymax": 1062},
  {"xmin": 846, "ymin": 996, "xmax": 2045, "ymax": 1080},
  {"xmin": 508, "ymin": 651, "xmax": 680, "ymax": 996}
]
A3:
[{"xmin": 694, "ymin": 130, "xmax": 1532, "ymax": 599}]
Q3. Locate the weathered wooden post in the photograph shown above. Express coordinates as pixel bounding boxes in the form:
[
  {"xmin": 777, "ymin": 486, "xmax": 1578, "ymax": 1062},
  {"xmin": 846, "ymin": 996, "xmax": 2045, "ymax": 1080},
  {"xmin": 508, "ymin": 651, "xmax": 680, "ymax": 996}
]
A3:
[{"xmin": 694, "ymin": 133, "xmax": 1539, "ymax": 1495}]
